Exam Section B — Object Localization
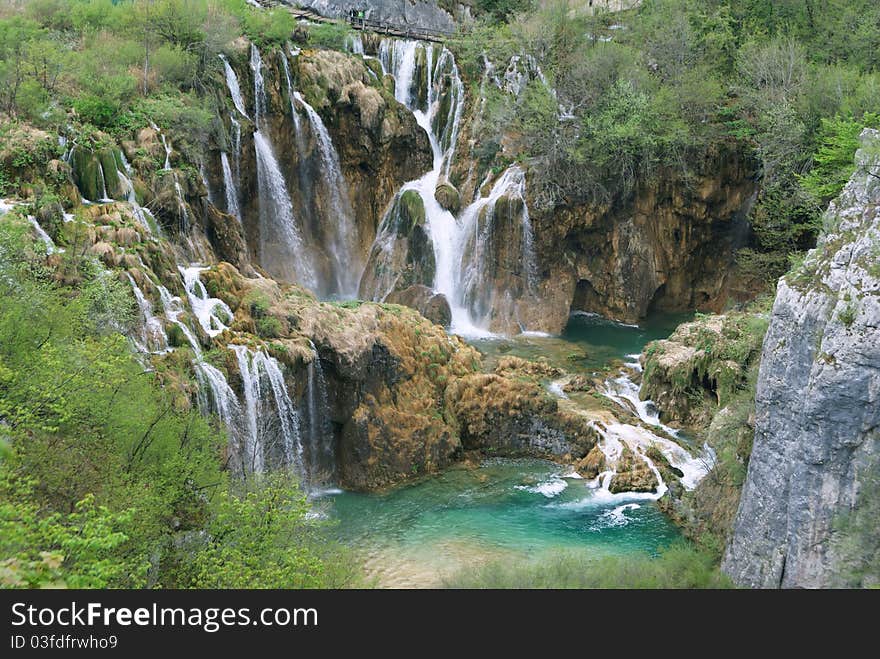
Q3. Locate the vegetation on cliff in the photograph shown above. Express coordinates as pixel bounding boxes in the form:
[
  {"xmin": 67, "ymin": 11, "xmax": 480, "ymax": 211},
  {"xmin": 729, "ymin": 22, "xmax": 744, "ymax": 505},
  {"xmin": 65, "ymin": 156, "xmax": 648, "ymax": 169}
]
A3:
[{"xmin": 450, "ymin": 0, "xmax": 880, "ymax": 289}]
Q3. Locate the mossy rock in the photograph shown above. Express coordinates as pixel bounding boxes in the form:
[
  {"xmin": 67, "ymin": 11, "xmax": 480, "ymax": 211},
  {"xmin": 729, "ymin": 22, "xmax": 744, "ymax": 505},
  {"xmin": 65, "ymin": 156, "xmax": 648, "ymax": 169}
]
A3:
[
  {"xmin": 434, "ymin": 181, "xmax": 461, "ymax": 214},
  {"xmin": 413, "ymin": 46, "xmax": 429, "ymax": 108},
  {"xmin": 98, "ymin": 149, "xmax": 123, "ymax": 199},
  {"xmin": 364, "ymin": 57, "xmax": 383, "ymax": 83},
  {"xmin": 70, "ymin": 148, "xmax": 103, "ymax": 201},
  {"xmin": 394, "ymin": 189, "xmax": 426, "ymax": 236},
  {"xmin": 433, "ymin": 84, "xmax": 454, "ymax": 149}
]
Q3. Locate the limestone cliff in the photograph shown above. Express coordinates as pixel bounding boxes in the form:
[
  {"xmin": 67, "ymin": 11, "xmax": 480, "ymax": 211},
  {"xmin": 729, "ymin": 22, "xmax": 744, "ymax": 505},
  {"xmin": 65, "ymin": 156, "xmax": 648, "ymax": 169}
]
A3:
[
  {"xmin": 722, "ymin": 130, "xmax": 880, "ymax": 588},
  {"xmin": 527, "ymin": 146, "xmax": 758, "ymax": 331}
]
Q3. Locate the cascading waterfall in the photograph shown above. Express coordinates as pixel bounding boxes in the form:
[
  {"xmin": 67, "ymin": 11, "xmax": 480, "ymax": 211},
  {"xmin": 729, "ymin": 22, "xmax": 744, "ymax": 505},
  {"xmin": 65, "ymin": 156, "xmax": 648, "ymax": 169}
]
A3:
[
  {"xmin": 179, "ymin": 265, "xmax": 234, "ymax": 337},
  {"xmin": 126, "ymin": 274, "xmax": 169, "ymax": 354},
  {"xmin": 219, "ymin": 54, "xmax": 246, "ymax": 221},
  {"xmin": 294, "ymin": 90, "xmax": 361, "ymax": 297},
  {"xmin": 247, "ymin": 45, "xmax": 318, "ymax": 290},
  {"xmin": 599, "ymin": 357, "xmax": 715, "ymax": 490},
  {"xmin": 344, "ymin": 33, "xmax": 365, "ymax": 56},
  {"xmin": 231, "ymin": 344, "xmax": 304, "ymax": 476},
  {"xmin": 220, "ymin": 54, "xmax": 249, "ymax": 119},
  {"xmin": 278, "ymin": 51, "xmax": 361, "ymax": 298},
  {"xmin": 117, "ymin": 152, "xmax": 160, "ymax": 236},
  {"xmin": 220, "ymin": 152, "xmax": 241, "ymax": 221},
  {"xmin": 366, "ymin": 39, "xmax": 535, "ymax": 336},
  {"xmin": 455, "ymin": 165, "xmax": 538, "ymax": 327}
]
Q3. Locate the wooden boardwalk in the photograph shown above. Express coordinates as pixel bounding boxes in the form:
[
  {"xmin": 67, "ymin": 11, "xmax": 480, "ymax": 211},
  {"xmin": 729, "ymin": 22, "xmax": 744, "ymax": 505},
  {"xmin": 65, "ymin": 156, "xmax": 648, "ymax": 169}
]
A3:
[{"xmin": 259, "ymin": 2, "xmax": 454, "ymax": 43}]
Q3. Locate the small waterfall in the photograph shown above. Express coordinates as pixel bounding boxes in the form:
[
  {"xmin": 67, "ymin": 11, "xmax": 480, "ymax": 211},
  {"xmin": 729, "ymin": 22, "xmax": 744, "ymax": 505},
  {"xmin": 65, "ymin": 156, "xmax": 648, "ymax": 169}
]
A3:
[
  {"xmin": 600, "ymin": 360, "xmax": 715, "ymax": 490},
  {"xmin": 247, "ymin": 45, "xmax": 317, "ymax": 290},
  {"xmin": 157, "ymin": 284, "xmax": 203, "ymax": 358},
  {"xmin": 345, "ymin": 33, "xmax": 365, "ymax": 56},
  {"xmin": 195, "ymin": 360, "xmax": 241, "ymax": 433},
  {"xmin": 220, "ymin": 152, "xmax": 241, "ymax": 221},
  {"xmin": 150, "ymin": 120, "xmax": 190, "ymax": 232},
  {"xmin": 220, "ymin": 54, "xmax": 249, "ymax": 119},
  {"xmin": 178, "ymin": 266, "xmax": 234, "ymax": 337},
  {"xmin": 117, "ymin": 152, "xmax": 159, "ymax": 236},
  {"xmin": 278, "ymin": 51, "xmax": 361, "ymax": 298},
  {"xmin": 230, "ymin": 344, "xmax": 303, "ymax": 476},
  {"xmin": 455, "ymin": 165, "xmax": 538, "ymax": 328},
  {"xmin": 27, "ymin": 216, "xmax": 58, "ymax": 255},
  {"xmin": 305, "ymin": 342, "xmax": 335, "ymax": 487},
  {"xmin": 126, "ymin": 274, "xmax": 169, "ymax": 353},
  {"xmin": 218, "ymin": 55, "xmax": 245, "ymax": 222}
]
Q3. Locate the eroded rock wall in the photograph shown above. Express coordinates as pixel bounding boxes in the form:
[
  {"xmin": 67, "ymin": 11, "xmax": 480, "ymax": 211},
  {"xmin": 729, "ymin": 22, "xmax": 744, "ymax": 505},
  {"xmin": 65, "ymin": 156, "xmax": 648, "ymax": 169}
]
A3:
[{"xmin": 722, "ymin": 130, "xmax": 880, "ymax": 588}]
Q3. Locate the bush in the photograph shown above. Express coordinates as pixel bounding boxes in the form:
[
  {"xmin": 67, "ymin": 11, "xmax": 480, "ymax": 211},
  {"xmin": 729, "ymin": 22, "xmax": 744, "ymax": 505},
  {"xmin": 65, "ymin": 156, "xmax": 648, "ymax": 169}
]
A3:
[{"xmin": 255, "ymin": 315, "xmax": 282, "ymax": 339}]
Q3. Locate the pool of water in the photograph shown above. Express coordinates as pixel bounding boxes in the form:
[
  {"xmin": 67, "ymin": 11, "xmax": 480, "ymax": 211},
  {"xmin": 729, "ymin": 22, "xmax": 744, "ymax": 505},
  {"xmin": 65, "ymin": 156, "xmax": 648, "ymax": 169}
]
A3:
[
  {"xmin": 321, "ymin": 458, "xmax": 681, "ymax": 587},
  {"xmin": 474, "ymin": 311, "xmax": 691, "ymax": 372},
  {"xmin": 321, "ymin": 312, "xmax": 690, "ymax": 587}
]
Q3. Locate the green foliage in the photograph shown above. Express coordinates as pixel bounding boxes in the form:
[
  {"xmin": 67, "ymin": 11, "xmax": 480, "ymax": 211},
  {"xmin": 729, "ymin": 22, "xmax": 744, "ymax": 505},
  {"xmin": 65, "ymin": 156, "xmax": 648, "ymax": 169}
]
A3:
[
  {"xmin": 444, "ymin": 543, "xmax": 733, "ymax": 588},
  {"xmin": 0, "ymin": 220, "xmax": 360, "ymax": 589},
  {"xmin": 452, "ymin": 0, "xmax": 880, "ymax": 282},
  {"xmin": 306, "ymin": 23, "xmax": 352, "ymax": 50},
  {"xmin": 180, "ymin": 475, "xmax": 361, "ymax": 588},
  {"xmin": 255, "ymin": 315, "xmax": 282, "ymax": 339},
  {"xmin": 801, "ymin": 114, "xmax": 880, "ymax": 205}
]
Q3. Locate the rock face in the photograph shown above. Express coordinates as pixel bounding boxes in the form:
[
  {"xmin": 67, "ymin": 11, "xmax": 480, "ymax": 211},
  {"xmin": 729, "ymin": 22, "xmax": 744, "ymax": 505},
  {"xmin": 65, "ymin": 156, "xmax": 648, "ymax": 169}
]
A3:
[
  {"xmin": 203, "ymin": 45, "xmax": 432, "ymax": 292},
  {"xmin": 290, "ymin": 0, "xmax": 455, "ymax": 31},
  {"xmin": 528, "ymin": 145, "xmax": 757, "ymax": 330},
  {"xmin": 722, "ymin": 130, "xmax": 880, "ymax": 588}
]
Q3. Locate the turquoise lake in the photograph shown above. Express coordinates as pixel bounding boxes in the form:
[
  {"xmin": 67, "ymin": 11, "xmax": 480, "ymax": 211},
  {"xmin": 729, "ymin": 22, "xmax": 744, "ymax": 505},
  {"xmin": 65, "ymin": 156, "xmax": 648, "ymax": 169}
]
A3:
[{"xmin": 318, "ymin": 312, "xmax": 690, "ymax": 587}]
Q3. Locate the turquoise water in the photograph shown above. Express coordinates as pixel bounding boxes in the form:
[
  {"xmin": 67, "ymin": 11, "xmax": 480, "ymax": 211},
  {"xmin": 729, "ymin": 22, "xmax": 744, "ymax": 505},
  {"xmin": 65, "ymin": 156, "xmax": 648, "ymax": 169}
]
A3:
[
  {"xmin": 475, "ymin": 312, "xmax": 691, "ymax": 372},
  {"xmin": 321, "ymin": 312, "xmax": 689, "ymax": 587}
]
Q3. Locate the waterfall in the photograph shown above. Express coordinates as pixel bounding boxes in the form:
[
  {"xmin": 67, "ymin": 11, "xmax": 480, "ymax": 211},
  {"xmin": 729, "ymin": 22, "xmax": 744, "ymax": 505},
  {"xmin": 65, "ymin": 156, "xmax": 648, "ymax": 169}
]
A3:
[
  {"xmin": 27, "ymin": 216, "xmax": 58, "ymax": 255},
  {"xmin": 277, "ymin": 51, "xmax": 361, "ymax": 298},
  {"xmin": 600, "ymin": 360, "xmax": 715, "ymax": 491},
  {"xmin": 220, "ymin": 152, "xmax": 241, "ymax": 221},
  {"xmin": 218, "ymin": 55, "xmax": 245, "ymax": 223},
  {"xmin": 306, "ymin": 342, "xmax": 334, "ymax": 486},
  {"xmin": 230, "ymin": 345, "xmax": 303, "ymax": 476},
  {"xmin": 455, "ymin": 165, "xmax": 538, "ymax": 328},
  {"xmin": 157, "ymin": 284, "xmax": 203, "ymax": 358},
  {"xmin": 220, "ymin": 54, "xmax": 249, "ymax": 119},
  {"xmin": 117, "ymin": 152, "xmax": 159, "ymax": 236},
  {"xmin": 195, "ymin": 361, "xmax": 241, "ymax": 436},
  {"xmin": 179, "ymin": 266, "xmax": 234, "ymax": 338},
  {"xmin": 126, "ymin": 274, "xmax": 169, "ymax": 353},
  {"xmin": 345, "ymin": 33, "xmax": 365, "ymax": 56},
  {"xmin": 293, "ymin": 90, "xmax": 361, "ymax": 297},
  {"xmin": 150, "ymin": 120, "xmax": 190, "ymax": 232},
  {"xmin": 365, "ymin": 39, "xmax": 533, "ymax": 336},
  {"xmin": 247, "ymin": 45, "xmax": 317, "ymax": 290}
]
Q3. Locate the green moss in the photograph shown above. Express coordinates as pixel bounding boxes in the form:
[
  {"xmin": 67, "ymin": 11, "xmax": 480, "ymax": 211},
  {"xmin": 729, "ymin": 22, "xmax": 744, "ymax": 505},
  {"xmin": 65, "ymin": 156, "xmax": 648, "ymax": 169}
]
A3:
[{"xmin": 394, "ymin": 190, "xmax": 426, "ymax": 236}]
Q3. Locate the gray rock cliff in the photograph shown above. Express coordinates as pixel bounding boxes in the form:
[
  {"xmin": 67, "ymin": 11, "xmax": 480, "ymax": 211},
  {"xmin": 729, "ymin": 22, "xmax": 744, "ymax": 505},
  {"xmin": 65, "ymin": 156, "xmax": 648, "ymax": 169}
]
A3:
[{"xmin": 722, "ymin": 129, "xmax": 880, "ymax": 588}]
